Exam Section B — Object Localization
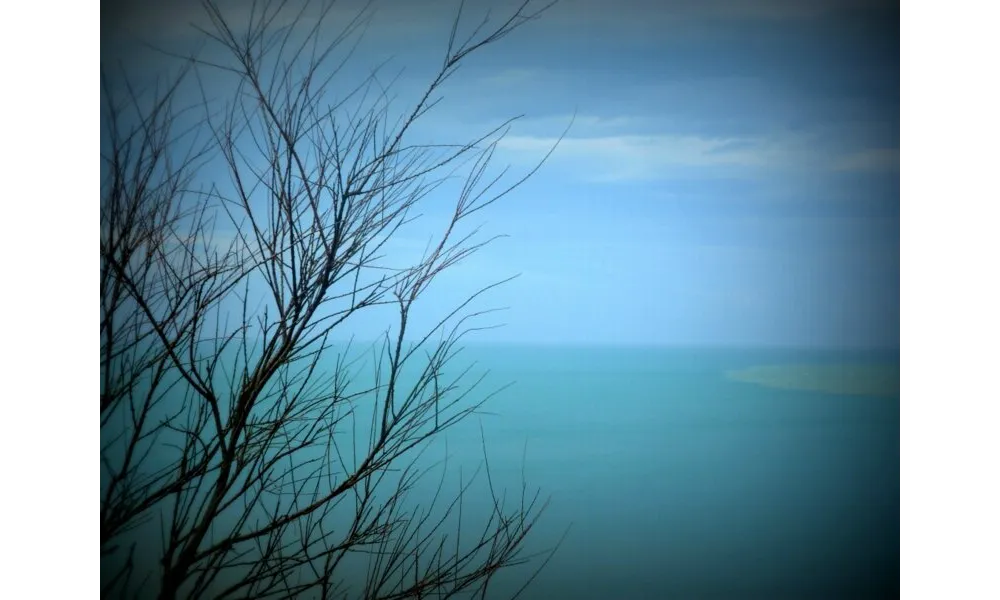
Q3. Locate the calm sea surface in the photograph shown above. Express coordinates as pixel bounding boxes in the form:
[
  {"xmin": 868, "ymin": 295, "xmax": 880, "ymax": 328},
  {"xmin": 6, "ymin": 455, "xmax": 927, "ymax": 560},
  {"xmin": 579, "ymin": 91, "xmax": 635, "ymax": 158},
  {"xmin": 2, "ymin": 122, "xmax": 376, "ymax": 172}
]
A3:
[
  {"xmin": 445, "ymin": 345, "xmax": 900, "ymax": 599},
  {"xmin": 104, "ymin": 344, "xmax": 899, "ymax": 598}
]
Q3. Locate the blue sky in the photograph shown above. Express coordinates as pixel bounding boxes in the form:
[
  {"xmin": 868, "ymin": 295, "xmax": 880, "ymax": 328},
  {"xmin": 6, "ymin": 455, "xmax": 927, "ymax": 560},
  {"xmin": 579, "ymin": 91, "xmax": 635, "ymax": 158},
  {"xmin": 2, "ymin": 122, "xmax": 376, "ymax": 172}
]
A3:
[{"xmin": 103, "ymin": 0, "xmax": 899, "ymax": 348}]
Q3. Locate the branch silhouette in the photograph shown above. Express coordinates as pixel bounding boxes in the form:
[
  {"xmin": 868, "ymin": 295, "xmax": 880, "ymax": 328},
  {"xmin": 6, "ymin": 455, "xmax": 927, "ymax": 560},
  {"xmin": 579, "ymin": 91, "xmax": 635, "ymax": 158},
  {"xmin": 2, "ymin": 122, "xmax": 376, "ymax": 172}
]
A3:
[{"xmin": 100, "ymin": 1, "xmax": 566, "ymax": 598}]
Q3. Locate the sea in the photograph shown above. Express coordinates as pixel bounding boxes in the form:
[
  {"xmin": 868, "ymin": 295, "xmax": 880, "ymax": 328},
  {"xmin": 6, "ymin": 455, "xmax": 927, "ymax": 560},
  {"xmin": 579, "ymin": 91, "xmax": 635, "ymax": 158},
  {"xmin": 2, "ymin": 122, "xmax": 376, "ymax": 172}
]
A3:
[
  {"xmin": 436, "ymin": 344, "xmax": 900, "ymax": 599},
  {"xmin": 103, "ymin": 343, "xmax": 900, "ymax": 599}
]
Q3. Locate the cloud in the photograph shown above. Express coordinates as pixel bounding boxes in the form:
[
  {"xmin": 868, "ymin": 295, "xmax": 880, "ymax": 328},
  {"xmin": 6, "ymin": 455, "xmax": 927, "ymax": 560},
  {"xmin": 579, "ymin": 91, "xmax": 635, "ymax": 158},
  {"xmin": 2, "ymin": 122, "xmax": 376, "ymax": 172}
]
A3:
[
  {"xmin": 670, "ymin": 0, "xmax": 878, "ymax": 21},
  {"xmin": 476, "ymin": 68, "xmax": 544, "ymax": 88},
  {"xmin": 490, "ymin": 110, "xmax": 900, "ymax": 182},
  {"xmin": 541, "ymin": 0, "xmax": 883, "ymax": 33},
  {"xmin": 497, "ymin": 132, "xmax": 780, "ymax": 182},
  {"xmin": 833, "ymin": 148, "xmax": 900, "ymax": 173}
]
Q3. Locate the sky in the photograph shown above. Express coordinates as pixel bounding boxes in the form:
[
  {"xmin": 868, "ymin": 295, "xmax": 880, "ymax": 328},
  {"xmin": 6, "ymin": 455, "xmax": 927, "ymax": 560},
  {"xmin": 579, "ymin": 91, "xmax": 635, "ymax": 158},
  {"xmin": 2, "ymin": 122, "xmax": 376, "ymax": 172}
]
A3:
[{"xmin": 102, "ymin": 0, "xmax": 899, "ymax": 349}]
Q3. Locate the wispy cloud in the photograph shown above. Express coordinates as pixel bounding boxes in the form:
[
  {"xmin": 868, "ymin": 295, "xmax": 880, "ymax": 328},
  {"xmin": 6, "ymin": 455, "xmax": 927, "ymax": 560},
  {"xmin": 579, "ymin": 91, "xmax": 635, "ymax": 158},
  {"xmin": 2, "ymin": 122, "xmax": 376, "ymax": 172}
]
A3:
[
  {"xmin": 499, "ymin": 117, "xmax": 901, "ymax": 182},
  {"xmin": 833, "ymin": 148, "xmax": 900, "ymax": 173},
  {"xmin": 498, "ymin": 133, "xmax": 771, "ymax": 182},
  {"xmin": 542, "ymin": 0, "xmax": 881, "ymax": 34},
  {"xmin": 476, "ymin": 68, "xmax": 544, "ymax": 88},
  {"xmin": 667, "ymin": 0, "xmax": 877, "ymax": 21}
]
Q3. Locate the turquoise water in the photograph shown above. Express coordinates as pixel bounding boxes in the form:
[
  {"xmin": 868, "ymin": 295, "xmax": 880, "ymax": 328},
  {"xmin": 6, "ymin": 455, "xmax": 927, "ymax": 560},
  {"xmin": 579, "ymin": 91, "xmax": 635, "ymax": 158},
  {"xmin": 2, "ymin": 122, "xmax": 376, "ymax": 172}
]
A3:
[
  {"xmin": 103, "ymin": 344, "xmax": 899, "ymax": 598},
  {"xmin": 444, "ymin": 345, "xmax": 899, "ymax": 599}
]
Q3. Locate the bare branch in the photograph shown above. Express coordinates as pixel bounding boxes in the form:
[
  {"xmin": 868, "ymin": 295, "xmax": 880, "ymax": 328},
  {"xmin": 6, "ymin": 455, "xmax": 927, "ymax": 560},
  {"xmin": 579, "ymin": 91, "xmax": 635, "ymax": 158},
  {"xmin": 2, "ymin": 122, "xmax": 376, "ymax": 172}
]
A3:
[{"xmin": 101, "ymin": 1, "xmax": 563, "ymax": 598}]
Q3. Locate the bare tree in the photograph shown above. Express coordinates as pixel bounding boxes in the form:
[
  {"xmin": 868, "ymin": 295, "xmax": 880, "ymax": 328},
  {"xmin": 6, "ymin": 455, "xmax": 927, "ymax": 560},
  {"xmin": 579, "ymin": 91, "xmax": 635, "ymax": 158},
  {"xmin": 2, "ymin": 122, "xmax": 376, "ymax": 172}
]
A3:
[{"xmin": 100, "ymin": 1, "xmax": 564, "ymax": 598}]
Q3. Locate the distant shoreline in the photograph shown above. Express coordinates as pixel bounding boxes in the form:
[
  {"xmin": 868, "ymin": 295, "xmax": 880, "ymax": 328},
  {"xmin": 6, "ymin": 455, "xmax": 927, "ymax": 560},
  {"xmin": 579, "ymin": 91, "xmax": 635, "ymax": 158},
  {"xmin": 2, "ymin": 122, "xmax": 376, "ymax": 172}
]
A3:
[{"xmin": 726, "ymin": 364, "xmax": 900, "ymax": 398}]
